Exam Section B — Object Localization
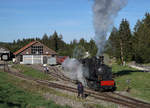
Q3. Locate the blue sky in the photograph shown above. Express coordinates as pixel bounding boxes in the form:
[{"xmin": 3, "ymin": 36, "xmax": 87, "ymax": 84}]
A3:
[{"xmin": 0, "ymin": 0, "xmax": 150, "ymax": 43}]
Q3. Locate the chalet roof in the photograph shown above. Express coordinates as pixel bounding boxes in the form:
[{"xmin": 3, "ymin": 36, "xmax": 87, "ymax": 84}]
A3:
[{"xmin": 14, "ymin": 41, "xmax": 57, "ymax": 55}]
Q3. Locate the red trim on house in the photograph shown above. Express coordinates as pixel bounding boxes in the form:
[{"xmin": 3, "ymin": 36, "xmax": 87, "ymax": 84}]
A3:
[{"xmin": 13, "ymin": 41, "xmax": 56, "ymax": 55}]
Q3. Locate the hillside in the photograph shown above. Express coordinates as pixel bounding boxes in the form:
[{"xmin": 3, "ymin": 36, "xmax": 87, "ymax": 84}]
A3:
[{"xmin": 112, "ymin": 64, "xmax": 150, "ymax": 102}]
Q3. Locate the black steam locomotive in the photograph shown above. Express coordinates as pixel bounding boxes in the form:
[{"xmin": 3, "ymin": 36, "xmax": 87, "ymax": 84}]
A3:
[{"xmin": 80, "ymin": 56, "xmax": 116, "ymax": 91}]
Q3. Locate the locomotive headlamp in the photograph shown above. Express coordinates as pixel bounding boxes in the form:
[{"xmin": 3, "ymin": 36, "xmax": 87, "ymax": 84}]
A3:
[{"xmin": 98, "ymin": 67, "xmax": 102, "ymax": 72}]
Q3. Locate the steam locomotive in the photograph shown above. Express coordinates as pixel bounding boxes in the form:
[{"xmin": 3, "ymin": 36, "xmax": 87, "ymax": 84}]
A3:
[{"xmin": 80, "ymin": 56, "xmax": 116, "ymax": 91}]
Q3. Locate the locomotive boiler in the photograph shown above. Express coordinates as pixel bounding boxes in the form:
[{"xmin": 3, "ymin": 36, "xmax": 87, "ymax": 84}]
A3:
[{"xmin": 80, "ymin": 56, "xmax": 116, "ymax": 91}]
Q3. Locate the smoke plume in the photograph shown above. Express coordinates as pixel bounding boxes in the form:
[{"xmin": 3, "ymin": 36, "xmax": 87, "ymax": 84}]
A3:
[
  {"xmin": 62, "ymin": 58, "xmax": 88, "ymax": 86},
  {"xmin": 93, "ymin": 0, "xmax": 127, "ymax": 55}
]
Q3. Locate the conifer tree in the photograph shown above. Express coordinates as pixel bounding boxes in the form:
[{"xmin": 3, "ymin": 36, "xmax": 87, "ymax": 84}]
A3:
[
  {"xmin": 118, "ymin": 19, "xmax": 132, "ymax": 65},
  {"xmin": 133, "ymin": 13, "xmax": 150, "ymax": 63},
  {"xmin": 106, "ymin": 27, "xmax": 120, "ymax": 58}
]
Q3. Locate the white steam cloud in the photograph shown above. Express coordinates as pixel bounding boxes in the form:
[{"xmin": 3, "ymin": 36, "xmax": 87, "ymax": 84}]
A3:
[
  {"xmin": 62, "ymin": 58, "xmax": 88, "ymax": 86},
  {"xmin": 93, "ymin": 0, "xmax": 127, "ymax": 55},
  {"xmin": 61, "ymin": 0, "xmax": 128, "ymax": 86}
]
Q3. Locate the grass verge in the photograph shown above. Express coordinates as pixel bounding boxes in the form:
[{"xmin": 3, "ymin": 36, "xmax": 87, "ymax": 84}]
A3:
[
  {"xmin": 0, "ymin": 69, "xmax": 71, "ymax": 108},
  {"xmin": 112, "ymin": 64, "xmax": 150, "ymax": 102},
  {"xmin": 12, "ymin": 64, "xmax": 53, "ymax": 81}
]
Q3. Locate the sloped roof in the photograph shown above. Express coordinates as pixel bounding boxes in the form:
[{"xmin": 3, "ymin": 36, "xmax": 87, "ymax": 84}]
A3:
[{"xmin": 14, "ymin": 41, "xmax": 57, "ymax": 55}]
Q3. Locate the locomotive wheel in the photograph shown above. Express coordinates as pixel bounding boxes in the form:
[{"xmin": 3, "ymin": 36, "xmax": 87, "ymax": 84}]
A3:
[
  {"xmin": 94, "ymin": 88, "xmax": 99, "ymax": 91},
  {"xmin": 99, "ymin": 88, "xmax": 104, "ymax": 92},
  {"xmin": 112, "ymin": 87, "xmax": 117, "ymax": 92}
]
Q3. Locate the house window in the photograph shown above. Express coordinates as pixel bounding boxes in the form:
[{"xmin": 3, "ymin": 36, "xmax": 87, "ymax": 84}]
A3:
[
  {"xmin": 20, "ymin": 55, "xmax": 23, "ymax": 62},
  {"xmin": 52, "ymin": 54, "xmax": 55, "ymax": 57},
  {"xmin": 31, "ymin": 46, "xmax": 43, "ymax": 54}
]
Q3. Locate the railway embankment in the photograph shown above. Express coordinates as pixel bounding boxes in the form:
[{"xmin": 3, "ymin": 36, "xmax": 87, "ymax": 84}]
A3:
[{"xmin": 1, "ymin": 63, "xmax": 150, "ymax": 108}]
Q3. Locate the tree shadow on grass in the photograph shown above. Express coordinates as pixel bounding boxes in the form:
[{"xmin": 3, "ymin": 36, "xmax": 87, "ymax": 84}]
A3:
[{"xmin": 113, "ymin": 70, "xmax": 145, "ymax": 78}]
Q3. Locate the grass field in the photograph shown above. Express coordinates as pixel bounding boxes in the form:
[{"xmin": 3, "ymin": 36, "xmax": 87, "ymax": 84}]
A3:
[
  {"xmin": 10, "ymin": 64, "xmax": 118, "ymax": 108},
  {"xmin": 12, "ymin": 64, "xmax": 150, "ymax": 102},
  {"xmin": 0, "ymin": 68, "xmax": 110, "ymax": 108},
  {"xmin": 9, "ymin": 63, "xmax": 150, "ymax": 106},
  {"xmin": 0, "ymin": 69, "xmax": 71, "ymax": 108},
  {"xmin": 112, "ymin": 64, "xmax": 150, "ymax": 102},
  {"xmin": 12, "ymin": 64, "xmax": 53, "ymax": 81}
]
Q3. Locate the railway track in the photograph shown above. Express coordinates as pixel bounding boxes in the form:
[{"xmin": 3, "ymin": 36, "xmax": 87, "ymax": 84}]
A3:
[
  {"xmin": 48, "ymin": 66, "xmax": 150, "ymax": 107},
  {"xmin": 4, "ymin": 64, "xmax": 150, "ymax": 108},
  {"xmin": 29, "ymin": 64, "xmax": 74, "ymax": 82},
  {"xmin": 47, "ymin": 66, "xmax": 76, "ymax": 83},
  {"xmin": 86, "ymin": 90, "xmax": 150, "ymax": 108},
  {"xmin": 111, "ymin": 92, "xmax": 150, "ymax": 107}
]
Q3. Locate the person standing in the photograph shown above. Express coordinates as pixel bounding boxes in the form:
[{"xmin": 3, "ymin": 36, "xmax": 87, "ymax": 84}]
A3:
[
  {"xmin": 46, "ymin": 66, "xmax": 49, "ymax": 73},
  {"xmin": 77, "ymin": 82, "xmax": 84, "ymax": 98},
  {"xmin": 44, "ymin": 66, "xmax": 46, "ymax": 74},
  {"xmin": 43, "ymin": 66, "xmax": 48, "ymax": 74}
]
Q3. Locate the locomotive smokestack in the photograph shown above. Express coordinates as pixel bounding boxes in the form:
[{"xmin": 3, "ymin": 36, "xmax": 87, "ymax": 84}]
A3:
[
  {"xmin": 92, "ymin": 0, "xmax": 127, "ymax": 56},
  {"xmin": 99, "ymin": 56, "xmax": 104, "ymax": 64}
]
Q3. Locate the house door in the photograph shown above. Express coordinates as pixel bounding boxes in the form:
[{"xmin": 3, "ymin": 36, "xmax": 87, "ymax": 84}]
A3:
[
  {"xmin": 43, "ymin": 56, "xmax": 47, "ymax": 64},
  {"xmin": 23, "ymin": 55, "xmax": 32, "ymax": 64}
]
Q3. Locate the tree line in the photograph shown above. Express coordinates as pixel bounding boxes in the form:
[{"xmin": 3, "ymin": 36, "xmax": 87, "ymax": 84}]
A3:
[
  {"xmin": 0, "ymin": 31, "xmax": 97, "ymax": 58},
  {"xmin": 0, "ymin": 13, "xmax": 150, "ymax": 64},
  {"xmin": 105, "ymin": 13, "xmax": 150, "ymax": 64}
]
